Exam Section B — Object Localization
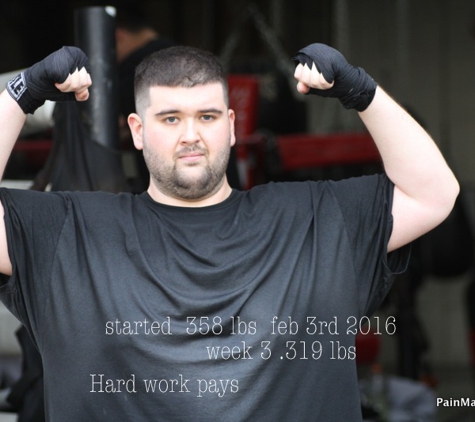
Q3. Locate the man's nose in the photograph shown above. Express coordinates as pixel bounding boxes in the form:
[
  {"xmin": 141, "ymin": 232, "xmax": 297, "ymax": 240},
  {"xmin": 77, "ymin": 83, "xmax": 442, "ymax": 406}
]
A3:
[{"xmin": 180, "ymin": 120, "xmax": 200, "ymax": 144}]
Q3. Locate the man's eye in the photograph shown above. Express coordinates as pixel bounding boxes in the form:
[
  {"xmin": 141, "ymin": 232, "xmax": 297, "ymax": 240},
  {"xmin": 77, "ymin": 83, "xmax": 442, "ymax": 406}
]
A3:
[
  {"xmin": 165, "ymin": 116, "xmax": 178, "ymax": 123},
  {"xmin": 201, "ymin": 115, "xmax": 216, "ymax": 121}
]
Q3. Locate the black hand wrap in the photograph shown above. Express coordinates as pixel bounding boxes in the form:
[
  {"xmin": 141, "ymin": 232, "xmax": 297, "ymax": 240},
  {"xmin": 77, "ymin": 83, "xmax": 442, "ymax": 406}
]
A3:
[
  {"xmin": 6, "ymin": 46, "xmax": 91, "ymax": 114},
  {"xmin": 293, "ymin": 43, "xmax": 377, "ymax": 111}
]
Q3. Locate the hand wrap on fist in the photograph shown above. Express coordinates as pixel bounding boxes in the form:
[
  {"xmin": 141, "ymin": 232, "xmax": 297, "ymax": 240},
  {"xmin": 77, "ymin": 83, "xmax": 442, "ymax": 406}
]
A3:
[
  {"xmin": 6, "ymin": 46, "xmax": 91, "ymax": 114},
  {"xmin": 293, "ymin": 43, "xmax": 376, "ymax": 111}
]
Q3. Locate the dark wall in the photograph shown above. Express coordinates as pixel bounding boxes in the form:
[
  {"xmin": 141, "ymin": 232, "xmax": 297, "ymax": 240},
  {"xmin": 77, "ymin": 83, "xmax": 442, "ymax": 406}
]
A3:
[{"xmin": 0, "ymin": 0, "xmax": 333, "ymax": 73}]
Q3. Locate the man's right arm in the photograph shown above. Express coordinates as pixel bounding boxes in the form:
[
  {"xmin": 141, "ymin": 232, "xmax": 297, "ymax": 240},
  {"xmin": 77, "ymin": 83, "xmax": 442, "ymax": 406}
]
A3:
[
  {"xmin": 0, "ymin": 91, "xmax": 28, "ymax": 275},
  {"xmin": 0, "ymin": 48, "xmax": 92, "ymax": 276}
]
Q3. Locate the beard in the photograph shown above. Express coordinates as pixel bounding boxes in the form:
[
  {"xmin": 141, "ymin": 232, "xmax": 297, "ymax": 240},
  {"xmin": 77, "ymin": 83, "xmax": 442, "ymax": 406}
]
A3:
[{"xmin": 142, "ymin": 137, "xmax": 231, "ymax": 201}]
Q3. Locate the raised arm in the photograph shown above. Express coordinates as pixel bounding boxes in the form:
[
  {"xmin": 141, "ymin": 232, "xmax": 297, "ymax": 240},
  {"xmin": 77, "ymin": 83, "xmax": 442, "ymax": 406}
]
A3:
[
  {"xmin": 0, "ymin": 47, "xmax": 92, "ymax": 275},
  {"xmin": 293, "ymin": 44, "xmax": 459, "ymax": 253}
]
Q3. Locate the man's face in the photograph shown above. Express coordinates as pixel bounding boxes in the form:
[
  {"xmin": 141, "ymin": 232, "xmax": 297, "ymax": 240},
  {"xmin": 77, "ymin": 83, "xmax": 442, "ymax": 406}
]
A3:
[{"xmin": 130, "ymin": 83, "xmax": 236, "ymax": 201}]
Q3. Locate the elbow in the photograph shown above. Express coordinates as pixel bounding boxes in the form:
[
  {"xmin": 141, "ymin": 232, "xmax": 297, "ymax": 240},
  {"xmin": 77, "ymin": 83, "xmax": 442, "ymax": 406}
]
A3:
[
  {"xmin": 436, "ymin": 173, "xmax": 460, "ymax": 225},
  {"xmin": 447, "ymin": 173, "xmax": 460, "ymax": 209},
  {"xmin": 452, "ymin": 175, "xmax": 461, "ymax": 201}
]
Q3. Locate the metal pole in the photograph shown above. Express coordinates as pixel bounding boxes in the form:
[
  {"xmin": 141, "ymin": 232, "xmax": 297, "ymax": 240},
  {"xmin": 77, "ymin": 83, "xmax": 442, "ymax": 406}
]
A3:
[{"xmin": 74, "ymin": 6, "xmax": 119, "ymax": 150}]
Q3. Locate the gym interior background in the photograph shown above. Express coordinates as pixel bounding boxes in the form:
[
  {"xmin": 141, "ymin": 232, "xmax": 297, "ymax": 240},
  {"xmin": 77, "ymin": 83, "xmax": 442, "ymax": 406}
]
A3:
[{"xmin": 2, "ymin": 0, "xmax": 475, "ymax": 420}]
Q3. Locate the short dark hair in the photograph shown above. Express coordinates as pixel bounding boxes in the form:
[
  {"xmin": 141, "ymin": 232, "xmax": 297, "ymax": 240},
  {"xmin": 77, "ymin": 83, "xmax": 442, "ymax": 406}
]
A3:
[{"xmin": 134, "ymin": 46, "xmax": 229, "ymax": 115}]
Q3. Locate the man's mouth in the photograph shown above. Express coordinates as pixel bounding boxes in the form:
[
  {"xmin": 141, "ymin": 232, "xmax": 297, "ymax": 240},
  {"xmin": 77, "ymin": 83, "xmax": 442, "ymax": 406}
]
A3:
[{"xmin": 176, "ymin": 149, "xmax": 206, "ymax": 163}]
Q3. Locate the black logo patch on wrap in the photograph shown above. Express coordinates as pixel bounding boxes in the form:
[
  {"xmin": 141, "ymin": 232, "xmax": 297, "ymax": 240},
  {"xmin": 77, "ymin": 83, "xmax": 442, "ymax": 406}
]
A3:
[{"xmin": 6, "ymin": 73, "xmax": 27, "ymax": 101}]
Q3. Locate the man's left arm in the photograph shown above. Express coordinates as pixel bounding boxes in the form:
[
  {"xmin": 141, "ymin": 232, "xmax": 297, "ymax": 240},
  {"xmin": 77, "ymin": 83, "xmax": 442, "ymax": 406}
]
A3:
[
  {"xmin": 358, "ymin": 87, "xmax": 459, "ymax": 252},
  {"xmin": 293, "ymin": 44, "xmax": 459, "ymax": 252}
]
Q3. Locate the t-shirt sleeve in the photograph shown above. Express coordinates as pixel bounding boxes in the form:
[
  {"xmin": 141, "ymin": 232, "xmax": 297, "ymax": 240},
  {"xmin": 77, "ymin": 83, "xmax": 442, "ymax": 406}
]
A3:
[
  {"xmin": 327, "ymin": 174, "xmax": 410, "ymax": 316},
  {"xmin": 0, "ymin": 188, "xmax": 70, "ymax": 340}
]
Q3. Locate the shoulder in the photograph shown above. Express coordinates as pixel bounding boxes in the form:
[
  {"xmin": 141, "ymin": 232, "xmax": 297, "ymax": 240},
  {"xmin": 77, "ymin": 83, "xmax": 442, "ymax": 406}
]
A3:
[
  {"xmin": 326, "ymin": 173, "xmax": 393, "ymax": 212},
  {"xmin": 0, "ymin": 188, "xmax": 137, "ymax": 217},
  {"xmin": 245, "ymin": 176, "xmax": 387, "ymax": 205},
  {"xmin": 240, "ymin": 174, "xmax": 391, "ymax": 218}
]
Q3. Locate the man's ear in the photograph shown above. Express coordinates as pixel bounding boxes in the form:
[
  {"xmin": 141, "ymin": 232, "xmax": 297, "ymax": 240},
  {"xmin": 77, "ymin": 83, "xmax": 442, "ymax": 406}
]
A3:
[
  {"xmin": 228, "ymin": 108, "xmax": 236, "ymax": 147},
  {"xmin": 127, "ymin": 113, "xmax": 144, "ymax": 151}
]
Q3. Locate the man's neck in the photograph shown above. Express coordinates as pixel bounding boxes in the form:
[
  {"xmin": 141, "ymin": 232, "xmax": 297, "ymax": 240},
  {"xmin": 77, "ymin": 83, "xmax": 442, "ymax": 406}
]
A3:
[{"xmin": 147, "ymin": 179, "xmax": 233, "ymax": 208}]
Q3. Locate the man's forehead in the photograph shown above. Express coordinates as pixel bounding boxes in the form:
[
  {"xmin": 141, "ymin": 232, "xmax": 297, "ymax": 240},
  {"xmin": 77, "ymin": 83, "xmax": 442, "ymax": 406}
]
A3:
[{"xmin": 149, "ymin": 83, "xmax": 227, "ymax": 107}]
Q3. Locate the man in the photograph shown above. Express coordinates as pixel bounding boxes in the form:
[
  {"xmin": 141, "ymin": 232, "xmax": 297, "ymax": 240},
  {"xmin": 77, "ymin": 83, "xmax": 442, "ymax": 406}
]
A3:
[{"xmin": 0, "ymin": 44, "xmax": 458, "ymax": 420}]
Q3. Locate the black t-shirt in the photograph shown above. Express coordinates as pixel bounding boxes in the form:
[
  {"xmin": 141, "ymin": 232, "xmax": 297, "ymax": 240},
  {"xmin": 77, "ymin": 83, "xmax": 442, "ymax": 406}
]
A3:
[{"xmin": 0, "ymin": 175, "xmax": 409, "ymax": 421}]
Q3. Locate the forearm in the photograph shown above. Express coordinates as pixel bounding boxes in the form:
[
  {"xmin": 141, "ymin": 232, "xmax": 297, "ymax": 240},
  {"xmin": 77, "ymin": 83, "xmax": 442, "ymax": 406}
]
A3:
[
  {"xmin": 0, "ymin": 90, "xmax": 27, "ymax": 181},
  {"xmin": 0, "ymin": 48, "xmax": 91, "ymax": 183},
  {"xmin": 359, "ymin": 87, "xmax": 459, "ymax": 210}
]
